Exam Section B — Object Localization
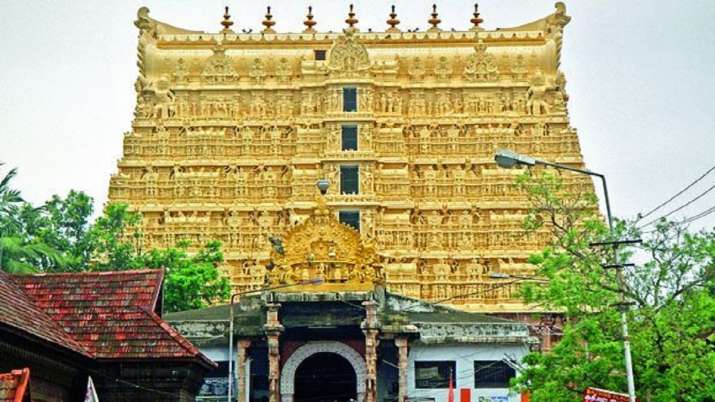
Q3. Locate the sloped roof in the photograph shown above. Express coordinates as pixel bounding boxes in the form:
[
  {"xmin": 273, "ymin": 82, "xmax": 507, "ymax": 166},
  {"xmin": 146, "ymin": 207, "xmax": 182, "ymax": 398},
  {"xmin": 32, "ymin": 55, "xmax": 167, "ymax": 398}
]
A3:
[
  {"xmin": 0, "ymin": 271, "xmax": 88, "ymax": 356},
  {"xmin": 0, "ymin": 368, "xmax": 30, "ymax": 402},
  {"xmin": 8, "ymin": 269, "xmax": 214, "ymax": 367}
]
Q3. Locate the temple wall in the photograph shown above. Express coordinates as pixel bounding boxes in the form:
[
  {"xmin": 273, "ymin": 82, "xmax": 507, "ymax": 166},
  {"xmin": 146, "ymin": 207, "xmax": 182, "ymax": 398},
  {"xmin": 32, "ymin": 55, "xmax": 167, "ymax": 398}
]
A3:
[
  {"xmin": 407, "ymin": 343, "xmax": 528, "ymax": 402},
  {"xmin": 109, "ymin": 5, "xmax": 585, "ymax": 311}
]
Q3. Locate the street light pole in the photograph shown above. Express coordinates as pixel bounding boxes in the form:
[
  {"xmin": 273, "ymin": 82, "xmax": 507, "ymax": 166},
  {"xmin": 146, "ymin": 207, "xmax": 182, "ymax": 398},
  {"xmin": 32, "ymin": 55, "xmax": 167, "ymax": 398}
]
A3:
[
  {"xmin": 494, "ymin": 149, "xmax": 637, "ymax": 402},
  {"xmin": 226, "ymin": 279, "xmax": 322, "ymax": 402}
]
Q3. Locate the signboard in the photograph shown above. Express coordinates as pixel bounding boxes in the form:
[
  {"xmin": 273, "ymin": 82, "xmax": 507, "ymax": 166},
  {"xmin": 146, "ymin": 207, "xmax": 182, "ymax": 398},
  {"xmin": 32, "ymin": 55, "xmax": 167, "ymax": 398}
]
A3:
[{"xmin": 583, "ymin": 387, "xmax": 633, "ymax": 402}]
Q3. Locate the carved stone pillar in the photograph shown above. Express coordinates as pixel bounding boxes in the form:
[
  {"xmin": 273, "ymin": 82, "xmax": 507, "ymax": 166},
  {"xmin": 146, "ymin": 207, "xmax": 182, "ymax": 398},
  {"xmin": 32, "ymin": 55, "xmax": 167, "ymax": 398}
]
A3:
[
  {"xmin": 361, "ymin": 300, "xmax": 380, "ymax": 402},
  {"xmin": 395, "ymin": 337, "xmax": 409, "ymax": 402},
  {"xmin": 265, "ymin": 303, "xmax": 284, "ymax": 402},
  {"xmin": 542, "ymin": 326, "xmax": 552, "ymax": 351},
  {"xmin": 237, "ymin": 339, "xmax": 252, "ymax": 402}
]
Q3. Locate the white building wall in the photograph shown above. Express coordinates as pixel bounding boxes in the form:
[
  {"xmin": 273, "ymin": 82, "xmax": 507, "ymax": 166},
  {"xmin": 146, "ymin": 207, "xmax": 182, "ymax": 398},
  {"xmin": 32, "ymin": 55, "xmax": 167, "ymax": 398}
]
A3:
[{"xmin": 407, "ymin": 343, "xmax": 528, "ymax": 402}]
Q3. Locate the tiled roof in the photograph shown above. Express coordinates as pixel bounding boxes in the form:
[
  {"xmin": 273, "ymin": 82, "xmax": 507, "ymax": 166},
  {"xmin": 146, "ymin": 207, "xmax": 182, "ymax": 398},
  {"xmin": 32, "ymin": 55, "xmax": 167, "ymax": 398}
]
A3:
[
  {"xmin": 0, "ymin": 368, "xmax": 30, "ymax": 402},
  {"xmin": 7, "ymin": 269, "xmax": 214, "ymax": 367},
  {"xmin": 0, "ymin": 271, "xmax": 88, "ymax": 356}
]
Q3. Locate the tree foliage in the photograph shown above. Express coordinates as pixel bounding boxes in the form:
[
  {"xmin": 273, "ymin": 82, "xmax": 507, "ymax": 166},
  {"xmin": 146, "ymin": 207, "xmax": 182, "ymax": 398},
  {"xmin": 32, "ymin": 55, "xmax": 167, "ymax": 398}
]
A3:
[
  {"xmin": 0, "ymin": 162, "xmax": 230, "ymax": 312},
  {"xmin": 513, "ymin": 171, "xmax": 715, "ymax": 402}
]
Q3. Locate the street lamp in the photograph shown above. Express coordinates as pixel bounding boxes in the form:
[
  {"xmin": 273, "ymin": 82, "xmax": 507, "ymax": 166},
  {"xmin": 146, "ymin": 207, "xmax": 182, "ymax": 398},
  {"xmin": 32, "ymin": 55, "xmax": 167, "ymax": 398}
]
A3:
[
  {"xmin": 227, "ymin": 278, "xmax": 322, "ymax": 402},
  {"xmin": 494, "ymin": 149, "xmax": 636, "ymax": 402},
  {"xmin": 316, "ymin": 178, "xmax": 330, "ymax": 195}
]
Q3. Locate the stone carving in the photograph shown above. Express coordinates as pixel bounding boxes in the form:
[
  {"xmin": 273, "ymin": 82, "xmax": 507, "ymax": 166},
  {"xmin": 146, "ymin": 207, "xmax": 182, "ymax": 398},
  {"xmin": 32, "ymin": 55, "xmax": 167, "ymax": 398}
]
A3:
[
  {"xmin": 408, "ymin": 57, "xmax": 425, "ymax": 80},
  {"xmin": 463, "ymin": 40, "xmax": 499, "ymax": 81},
  {"xmin": 110, "ymin": 4, "xmax": 585, "ymax": 310},
  {"xmin": 275, "ymin": 58, "xmax": 292, "ymax": 82},
  {"xmin": 327, "ymin": 30, "xmax": 370, "ymax": 76},
  {"xmin": 249, "ymin": 58, "xmax": 267, "ymax": 83},
  {"xmin": 434, "ymin": 56, "xmax": 451, "ymax": 81},
  {"xmin": 266, "ymin": 195, "xmax": 383, "ymax": 291},
  {"xmin": 202, "ymin": 45, "xmax": 238, "ymax": 84}
]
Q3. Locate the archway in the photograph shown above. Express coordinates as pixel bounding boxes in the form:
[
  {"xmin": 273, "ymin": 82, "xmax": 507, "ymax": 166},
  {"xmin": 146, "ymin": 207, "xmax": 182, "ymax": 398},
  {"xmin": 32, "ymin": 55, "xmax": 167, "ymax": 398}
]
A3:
[
  {"xmin": 294, "ymin": 352, "xmax": 356, "ymax": 402},
  {"xmin": 280, "ymin": 341, "xmax": 366, "ymax": 402}
]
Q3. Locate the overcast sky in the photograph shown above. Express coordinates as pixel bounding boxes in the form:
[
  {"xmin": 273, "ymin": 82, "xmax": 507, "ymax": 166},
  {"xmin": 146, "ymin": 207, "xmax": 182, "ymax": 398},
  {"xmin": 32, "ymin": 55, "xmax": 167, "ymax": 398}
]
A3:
[{"xmin": 1, "ymin": 0, "xmax": 714, "ymax": 231}]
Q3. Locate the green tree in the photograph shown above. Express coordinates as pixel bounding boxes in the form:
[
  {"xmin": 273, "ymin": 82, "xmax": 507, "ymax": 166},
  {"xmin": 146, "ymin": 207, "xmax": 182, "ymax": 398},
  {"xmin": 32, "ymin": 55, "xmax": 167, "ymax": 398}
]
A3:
[
  {"xmin": 0, "ymin": 164, "xmax": 230, "ymax": 311},
  {"xmin": 513, "ymin": 171, "xmax": 715, "ymax": 402},
  {"xmin": 85, "ymin": 203, "xmax": 229, "ymax": 312},
  {"xmin": 0, "ymin": 163, "xmax": 65, "ymax": 273},
  {"xmin": 142, "ymin": 240, "xmax": 230, "ymax": 312},
  {"xmin": 14, "ymin": 191, "xmax": 94, "ymax": 271},
  {"xmin": 87, "ymin": 202, "xmax": 144, "ymax": 271}
]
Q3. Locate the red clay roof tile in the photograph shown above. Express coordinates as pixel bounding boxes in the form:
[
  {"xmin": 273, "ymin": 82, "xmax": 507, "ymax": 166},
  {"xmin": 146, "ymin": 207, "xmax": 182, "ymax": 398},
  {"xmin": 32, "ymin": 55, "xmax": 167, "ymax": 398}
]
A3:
[
  {"xmin": 0, "ymin": 271, "xmax": 88, "ymax": 356},
  {"xmin": 6, "ymin": 269, "xmax": 214, "ymax": 367}
]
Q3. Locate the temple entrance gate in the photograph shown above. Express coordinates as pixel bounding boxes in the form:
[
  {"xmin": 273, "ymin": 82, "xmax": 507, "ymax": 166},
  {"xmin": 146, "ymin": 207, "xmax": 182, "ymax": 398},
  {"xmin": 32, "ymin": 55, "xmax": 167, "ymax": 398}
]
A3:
[
  {"xmin": 281, "ymin": 341, "xmax": 366, "ymax": 402},
  {"xmin": 295, "ymin": 352, "xmax": 356, "ymax": 402}
]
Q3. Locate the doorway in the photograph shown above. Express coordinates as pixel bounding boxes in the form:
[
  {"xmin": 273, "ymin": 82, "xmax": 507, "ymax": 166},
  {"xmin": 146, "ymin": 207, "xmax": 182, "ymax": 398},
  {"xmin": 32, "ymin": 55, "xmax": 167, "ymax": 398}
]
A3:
[{"xmin": 294, "ymin": 352, "xmax": 357, "ymax": 402}]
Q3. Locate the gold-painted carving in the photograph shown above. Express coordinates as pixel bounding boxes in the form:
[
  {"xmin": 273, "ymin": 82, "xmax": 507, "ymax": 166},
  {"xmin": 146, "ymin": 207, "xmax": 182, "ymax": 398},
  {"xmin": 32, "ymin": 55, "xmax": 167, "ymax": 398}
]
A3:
[{"xmin": 108, "ymin": 4, "xmax": 590, "ymax": 312}]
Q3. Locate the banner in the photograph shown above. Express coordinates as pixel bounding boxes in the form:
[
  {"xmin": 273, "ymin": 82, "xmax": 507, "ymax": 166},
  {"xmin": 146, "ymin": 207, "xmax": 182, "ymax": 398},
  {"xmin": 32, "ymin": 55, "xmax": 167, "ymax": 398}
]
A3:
[{"xmin": 583, "ymin": 387, "xmax": 633, "ymax": 402}]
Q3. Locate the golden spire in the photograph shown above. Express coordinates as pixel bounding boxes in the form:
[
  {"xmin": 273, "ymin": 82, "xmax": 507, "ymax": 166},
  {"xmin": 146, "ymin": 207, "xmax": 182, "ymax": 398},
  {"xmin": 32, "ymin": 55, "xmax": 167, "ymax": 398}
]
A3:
[
  {"xmin": 303, "ymin": 6, "xmax": 317, "ymax": 33},
  {"xmin": 470, "ymin": 3, "xmax": 484, "ymax": 31},
  {"xmin": 220, "ymin": 6, "xmax": 235, "ymax": 33},
  {"xmin": 345, "ymin": 4, "xmax": 358, "ymax": 30},
  {"xmin": 386, "ymin": 5, "xmax": 401, "ymax": 33},
  {"xmin": 427, "ymin": 4, "xmax": 442, "ymax": 32},
  {"xmin": 262, "ymin": 6, "xmax": 276, "ymax": 33}
]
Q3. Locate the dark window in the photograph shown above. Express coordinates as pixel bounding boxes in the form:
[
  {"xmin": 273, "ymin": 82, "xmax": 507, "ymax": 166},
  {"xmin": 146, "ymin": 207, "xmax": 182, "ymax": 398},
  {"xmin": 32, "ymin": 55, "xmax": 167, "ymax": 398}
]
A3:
[
  {"xmin": 415, "ymin": 361, "xmax": 456, "ymax": 389},
  {"xmin": 339, "ymin": 211, "xmax": 360, "ymax": 231},
  {"xmin": 343, "ymin": 87, "xmax": 357, "ymax": 112},
  {"xmin": 341, "ymin": 125, "xmax": 358, "ymax": 151},
  {"xmin": 340, "ymin": 165, "xmax": 359, "ymax": 194},
  {"xmin": 314, "ymin": 50, "xmax": 327, "ymax": 60},
  {"xmin": 474, "ymin": 361, "xmax": 516, "ymax": 388}
]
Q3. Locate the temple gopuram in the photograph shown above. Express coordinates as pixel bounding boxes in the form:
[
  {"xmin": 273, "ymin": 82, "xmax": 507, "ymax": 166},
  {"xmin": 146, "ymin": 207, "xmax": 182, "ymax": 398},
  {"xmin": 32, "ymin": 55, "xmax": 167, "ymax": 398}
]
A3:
[{"xmin": 108, "ymin": 2, "xmax": 591, "ymax": 315}]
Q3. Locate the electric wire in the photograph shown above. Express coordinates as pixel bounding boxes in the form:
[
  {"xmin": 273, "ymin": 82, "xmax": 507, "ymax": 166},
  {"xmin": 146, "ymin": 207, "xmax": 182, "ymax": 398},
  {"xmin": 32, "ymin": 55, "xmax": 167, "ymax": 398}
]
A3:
[
  {"xmin": 641, "ymin": 204, "xmax": 715, "ymax": 234},
  {"xmin": 682, "ymin": 205, "xmax": 715, "ymax": 224},
  {"xmin": 639, "ymin": 183, "xmax": 715, "ymax": 228},
  {"xmin": 636, "ymin": 165, "xmax": 715, "ymax": 221}
]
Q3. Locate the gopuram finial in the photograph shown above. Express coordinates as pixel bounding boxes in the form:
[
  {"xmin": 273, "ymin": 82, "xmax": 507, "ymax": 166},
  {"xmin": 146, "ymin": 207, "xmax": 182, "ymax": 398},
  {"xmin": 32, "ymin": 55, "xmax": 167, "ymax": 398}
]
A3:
[
  {"xmin": 386, "ymin": 5, "xmax": 401, "ymax": 32},
  {"xmin": 428, "ymin": 4, "xmax": 442, "ymax": 32},
  {"xmin": 262, "ymin": 6, "xmax": 276, "ymax": 33},
  {"xmin": 345, "ymin": 4, "xmax": 359, "ymax": 31},
  {"xmin": 303, "ymin": 6, "xmax": 317, "ymax": 33},
  {"xmin": 220, "ymin": 6, "xmax": 234, "ymax": 33},
  {"xmin": 470, "ymin": 3, "xmax": 484, "ymax": 31}
]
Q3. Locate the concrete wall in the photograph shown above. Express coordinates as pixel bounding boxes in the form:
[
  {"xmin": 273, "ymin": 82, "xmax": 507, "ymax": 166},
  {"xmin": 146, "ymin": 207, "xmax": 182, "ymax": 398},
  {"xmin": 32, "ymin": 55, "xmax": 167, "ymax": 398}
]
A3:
[{"xmin": 407, "ymin": 343, "xmax": 528, "ymax": 402}]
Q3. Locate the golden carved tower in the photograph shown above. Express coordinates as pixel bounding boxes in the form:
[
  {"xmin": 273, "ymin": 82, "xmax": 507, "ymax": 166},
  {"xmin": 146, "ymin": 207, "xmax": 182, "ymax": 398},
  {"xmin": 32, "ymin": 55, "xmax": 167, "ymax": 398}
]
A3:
[{"xmin": 108, "ymin": 3, "xmax": 591, "ymax": 312}]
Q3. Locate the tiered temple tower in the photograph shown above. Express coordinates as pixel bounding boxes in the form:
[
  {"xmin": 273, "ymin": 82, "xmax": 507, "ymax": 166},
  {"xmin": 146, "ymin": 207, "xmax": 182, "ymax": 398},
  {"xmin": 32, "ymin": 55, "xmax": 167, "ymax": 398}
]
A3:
[{"xmin": 108, "ymin": 3, "xmax": 592, "ymax": 312}]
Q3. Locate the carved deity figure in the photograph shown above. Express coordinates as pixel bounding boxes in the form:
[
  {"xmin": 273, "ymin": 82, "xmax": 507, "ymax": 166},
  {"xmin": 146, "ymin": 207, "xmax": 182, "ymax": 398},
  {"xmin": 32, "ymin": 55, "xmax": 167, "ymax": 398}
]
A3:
[
  {"xmin": 408, "ymin": 57, "xmax": 425, "ymax": 80},
  {"xmin": 275, "ymin": 58, "xmax": 292, "ymax": 82},
  {"xmin": 359, "ymin": 125, "xmax": 372, "ymax": 150},
  {"xmin": 463, "ymin": 41, "xmax": 499, "ymax": 81},
  {"xmin": 527, "ymin": 73, "xmax": 550, "ymax": 115},
  {"xmin": 201, "ymin": 46, "xmax": 238, "ymax": 84},
  {"xmin": 174, "ymin": 58, "xmax": 189, "ymax": 83},
  {"xmin": 434, "ymin": 56, "xmax": 451, "ymax": 81},
  {"xmin": 360, "ymin": 167, "xmax": 373, "ymax": 193},
  {"xmin": 327, "ymin": 30, "xmax": 371, "ymax": 76},
  {"xmin": 249, "ymin": 58, "xmax": 267, "ymax": 83}
]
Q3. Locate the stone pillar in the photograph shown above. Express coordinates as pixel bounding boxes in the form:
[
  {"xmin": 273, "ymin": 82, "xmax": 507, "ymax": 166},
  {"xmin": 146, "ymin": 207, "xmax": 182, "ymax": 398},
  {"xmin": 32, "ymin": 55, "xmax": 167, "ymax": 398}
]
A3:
[
  {"xmin": 542, "ymin": 327, "xmax": 552, "ymax": 351},
  {"xmin": 237, "ymin": 339, "xmax": 252, "ymax": 402},
  {"xmin": 265, "ymin": 303, "xmax": 284, "ymax": 402},
  {"xmin": 361, "ymin": 300, "xmax": 380, "ymax": 402},
  {"xmin": 395, "ymin": 337, "xmax": 409, "ymax": 402}
]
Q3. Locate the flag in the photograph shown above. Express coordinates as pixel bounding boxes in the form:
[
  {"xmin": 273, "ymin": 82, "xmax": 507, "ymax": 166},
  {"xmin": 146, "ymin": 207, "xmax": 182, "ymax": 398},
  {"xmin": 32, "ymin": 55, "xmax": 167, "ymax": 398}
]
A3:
[
  {"xmin": 447, "ymin": 368, "xmax": 454, "ymax": 402},
  {"xmin": 85, "ymin": 376, "xmax": 99, "ymax": 402}
]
